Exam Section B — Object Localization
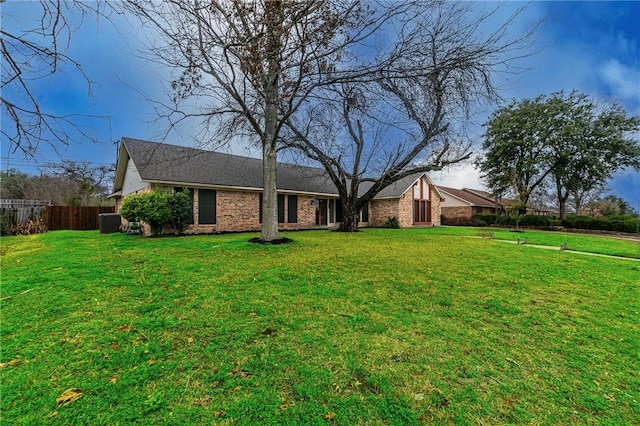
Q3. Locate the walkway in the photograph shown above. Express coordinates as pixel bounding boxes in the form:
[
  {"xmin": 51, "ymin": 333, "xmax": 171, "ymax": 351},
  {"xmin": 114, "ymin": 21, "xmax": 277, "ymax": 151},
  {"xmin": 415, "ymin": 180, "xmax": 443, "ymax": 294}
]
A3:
[{"xmin": 465, "ymin": 236, "xmax": 640, "ymax": 262}]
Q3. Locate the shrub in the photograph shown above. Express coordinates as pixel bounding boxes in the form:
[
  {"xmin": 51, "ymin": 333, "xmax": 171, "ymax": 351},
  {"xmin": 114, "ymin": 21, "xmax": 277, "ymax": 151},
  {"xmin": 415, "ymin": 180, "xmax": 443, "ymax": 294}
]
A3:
[
  {"xmin": 120, "ymin": 189, "xmax": 194, "ymax": 236},
  {"xmin": 121, "ymin": 192, "xmax": 172, "ymax": 236},
  {"xmin": 562, "ymin": 215, "xmax": 639, "ymax": 233},
  {"xmin": 609, "ymin": 217, "xmax": 639, "ymax": 233},
  {"xmin": 168, "ymin": 189, "xmax": 193, "ymax": 235},
  {"xmin": 140, "ymin": 192, "xmax": 172, "ymax": 236},
  {"xmin": 1, "ymin": 211, "xmax": 15, "ymax": 236},
  {"xmin": 441, "ymin": 216, "xmax": 476, "ymax": 226},
  {"xmin": 475, "ymin": 220, "xmax": 488, "ymax": 227},
  {"xmin": 494, "ymin": 215, "xmax": 515, "ymax": 226},
  {"xmin": 563, "ymin": 215, "xmax": 602, "ymax": 231},
  {"xmin": 520, "ymin": 215, "xmax": 551, "ymax": 227},
  {"xmin": 381, "ymin": 217, "xmax": 400, "ymax": 229},
  {"xmin": 10, "ymin": 219, "xmax": 48, "ymax": 235},
  {"xmin": 120, "ymin": 195, "xmax": 145, "ymax": 222},
  {"xmin": 472, "ymin": 213, "xmax": 498, "ymax": 225}
]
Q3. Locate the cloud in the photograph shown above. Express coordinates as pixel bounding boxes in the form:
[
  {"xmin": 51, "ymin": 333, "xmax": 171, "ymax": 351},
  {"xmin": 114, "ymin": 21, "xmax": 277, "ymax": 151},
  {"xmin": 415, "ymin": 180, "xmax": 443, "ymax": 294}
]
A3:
[
  {"xmin": 598, "ymin": 59, "xmax": 640, "ymax": 112},
  {"xmin": 430, "ymin": 162, "xmax": 484, "ymax": 190}
]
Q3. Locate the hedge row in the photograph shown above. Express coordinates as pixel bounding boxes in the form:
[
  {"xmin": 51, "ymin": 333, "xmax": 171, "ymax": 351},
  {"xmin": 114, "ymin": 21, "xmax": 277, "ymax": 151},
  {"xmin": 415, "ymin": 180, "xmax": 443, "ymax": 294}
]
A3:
[
  {"xmin": 463, "ymin": 213, "xmax": 639, "ymax": 233},
  {"xmin": 470, "ymin": 214, "xmax": 552, "ymax": 227},
  {"xmin": 561, "ymin": 215, "xmax": 639, "ymax": 234}
]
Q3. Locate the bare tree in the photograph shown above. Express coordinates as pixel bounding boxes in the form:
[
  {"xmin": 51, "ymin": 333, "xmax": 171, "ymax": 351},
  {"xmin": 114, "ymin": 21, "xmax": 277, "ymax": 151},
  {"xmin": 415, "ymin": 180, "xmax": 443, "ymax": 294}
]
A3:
[
  {"xmin": 1, "ymin": 0, "xmax": 112, "ymax": 159},
  {"xmin": 12, "ymin": 161, "xmax": 115, "ymax": 206},
  {"xmin": 284, "ymin": 2, "xmax": 537, "ymax": 231},
  {"xmin": 571, "ymin": 184, "xmax": 608, "ymax": 216},
  {"xmin": 40, "ymin": 161, "xmax": 114, "ymax": 205},
  {"xmin": 123, "ymin": 0, "xmax": 425, "ymax": 241}
]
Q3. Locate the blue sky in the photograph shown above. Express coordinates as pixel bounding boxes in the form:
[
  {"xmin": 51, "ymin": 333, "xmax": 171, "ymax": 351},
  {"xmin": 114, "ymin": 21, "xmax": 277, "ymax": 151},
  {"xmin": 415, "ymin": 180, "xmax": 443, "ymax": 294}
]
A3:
[{"xmin": 1, "ymin": 1, "xmax": 639, "ymax": 209}]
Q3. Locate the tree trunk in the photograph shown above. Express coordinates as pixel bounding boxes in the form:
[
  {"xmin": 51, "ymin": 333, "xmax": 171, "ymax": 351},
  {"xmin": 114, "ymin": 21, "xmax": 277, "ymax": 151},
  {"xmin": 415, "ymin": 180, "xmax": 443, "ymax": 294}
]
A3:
[
  {"xmin": 558, "ymin": 196, "xmax": 568, "ymax": 220},
  {"xmin": 573, "ymin": 192, "xmax": 583, "ymax": 216},
  {"xmin": 261, "ymin": 141, "xmax": 279, "ymax": 241},
  {"xmin": 338, "ymin": 202, "xmax": 360, "ymax": 232},
  {"xmin": 260, "ymin": 0, "xmax": 283, "ymax": 242},
  {"xmin": 556, "ymin": 178, "xmax": 569, "ymax": 220}
]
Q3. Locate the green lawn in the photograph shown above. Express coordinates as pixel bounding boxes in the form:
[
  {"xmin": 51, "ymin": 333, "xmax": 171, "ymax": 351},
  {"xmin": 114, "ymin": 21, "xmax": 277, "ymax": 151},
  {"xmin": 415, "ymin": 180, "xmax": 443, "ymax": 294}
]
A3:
[
  {"xmin": 1, "ymin": 229, "xmax": 639, "ymax": 425},
  {"xmin": 431, "ymin": 226, "xmax": 640, "ymax": 259}
]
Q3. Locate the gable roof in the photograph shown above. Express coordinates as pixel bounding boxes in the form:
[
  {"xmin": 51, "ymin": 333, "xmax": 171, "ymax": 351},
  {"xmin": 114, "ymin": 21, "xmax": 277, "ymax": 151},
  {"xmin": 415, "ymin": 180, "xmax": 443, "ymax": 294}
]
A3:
[
  {"xmin": 114, "ymin": 137, "xmax": 440, "ymax": 200},
  {"xmin": 437, "ymin": 186, "xmax": 498, "ymax": 207},
  {"xmin": 363, "ymin": 172, "xmax": 444, "ymax": 200},
  {"xmin": 115, "ymin": 137, "xmax": 338, "ymax": 196}
]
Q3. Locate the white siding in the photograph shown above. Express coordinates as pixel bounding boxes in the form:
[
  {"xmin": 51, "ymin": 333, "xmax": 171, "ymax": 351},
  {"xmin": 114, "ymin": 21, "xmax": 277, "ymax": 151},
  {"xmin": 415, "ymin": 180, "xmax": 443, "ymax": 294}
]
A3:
[
  {"xmin": 440, "ymin": 193, "xmax": 470, "ymax": 207},
  {"xmin": 122, "ymin": 158, "xmax": 149, "ymax": 196}
]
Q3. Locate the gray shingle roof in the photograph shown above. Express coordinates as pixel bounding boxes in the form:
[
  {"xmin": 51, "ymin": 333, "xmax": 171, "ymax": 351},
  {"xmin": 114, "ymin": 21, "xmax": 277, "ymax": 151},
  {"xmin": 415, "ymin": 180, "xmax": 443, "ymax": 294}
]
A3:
[
  {"xmin": 122, "ymin": 137, "xmax": 338, "ymax": 195},
  {"xmin": 375, "ymin": 173, "xmax": 423, "ymax": 198},
  {"xmin": 117, "ymin": 137, "xmax": 436, "ymax": 199}
]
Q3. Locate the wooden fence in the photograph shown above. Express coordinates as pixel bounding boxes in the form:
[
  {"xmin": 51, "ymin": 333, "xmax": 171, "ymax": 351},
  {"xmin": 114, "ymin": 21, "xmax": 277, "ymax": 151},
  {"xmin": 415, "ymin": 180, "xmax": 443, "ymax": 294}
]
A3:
[
  {"xmin": 0, "ymin": 206, "xmax": 47, "ymax": 226},
  {"xmin": 45, "ymin": 206, "xmax": 115, "ymax": 231},
  {"xmin": 0, "ymin": 199, "xmax": 50, "ymax": 208},
  {"xmin": 1, "ymin": 200, "xmax": 115, "ymax": 231}
]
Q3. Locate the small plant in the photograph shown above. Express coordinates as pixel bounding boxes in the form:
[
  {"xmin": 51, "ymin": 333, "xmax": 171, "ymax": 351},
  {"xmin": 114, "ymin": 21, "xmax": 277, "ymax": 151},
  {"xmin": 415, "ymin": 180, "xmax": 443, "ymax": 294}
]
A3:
[
  {"xmin": 0, "ymin": 211, "xmax": 15, "ymax": 236},
  {"xmin": 382, "ymin": 217, "xmax": 400, "ymax": 228},
  {"xmin": 9, "ymin": 219, "xmax": 48, "ymax": 235}
]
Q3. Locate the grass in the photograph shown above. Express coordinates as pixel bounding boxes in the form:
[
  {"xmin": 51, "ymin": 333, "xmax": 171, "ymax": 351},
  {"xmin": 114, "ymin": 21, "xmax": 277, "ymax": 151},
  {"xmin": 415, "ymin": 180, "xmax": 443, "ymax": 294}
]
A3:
[
  {"xmin": 431, "ymin": 226, "xmax": 640, "ymax": 259},
  {"xmin": 1, "ymin": 228, "xmax": 639, "ymax": 425}
]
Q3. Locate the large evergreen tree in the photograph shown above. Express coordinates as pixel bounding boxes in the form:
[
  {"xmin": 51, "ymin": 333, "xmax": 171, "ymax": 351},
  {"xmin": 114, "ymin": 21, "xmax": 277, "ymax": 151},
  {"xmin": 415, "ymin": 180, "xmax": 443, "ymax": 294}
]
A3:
[{"xmin": 478, "ymin": 91, "xmax": 640, "ymax": 218}]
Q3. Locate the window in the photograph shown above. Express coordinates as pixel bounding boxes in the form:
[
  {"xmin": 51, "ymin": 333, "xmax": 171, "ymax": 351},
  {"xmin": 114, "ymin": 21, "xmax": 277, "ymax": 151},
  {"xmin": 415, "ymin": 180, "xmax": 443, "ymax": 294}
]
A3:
[
  {"xmin": 336, "ymin": 201, "xmax": 343, "ymax": 223},
  {"xmin": 329, "ymin": 199, "xmax": 335, "ymax": 223},
  {"xmin": 198, "ymin": 189, "xmax": 216, "ymax": 224},
  {"xmin": 413, "ymin": 199, "xmax": 431, "ymax": 223},
  {"xmin": 278, "ymin": 194, "xmax": 285, "ymax": 224},
  {"xmin": 287, "ymin": 195, "xmax": 298, "ymax": 223},
  {"xmin": 361, "ymin": 202, "xmax": 369, "ymax": 222}
]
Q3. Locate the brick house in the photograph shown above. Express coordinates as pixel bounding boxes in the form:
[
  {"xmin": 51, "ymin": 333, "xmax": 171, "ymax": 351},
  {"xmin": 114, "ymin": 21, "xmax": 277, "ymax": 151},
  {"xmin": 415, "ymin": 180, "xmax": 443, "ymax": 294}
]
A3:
[
  {"xmin": 437, "ymin": 186, "xmax": 502, "ymax": 222},
  {"xmin": 111, "ymin": 137, "xmax": 443, "ymax": 233}
]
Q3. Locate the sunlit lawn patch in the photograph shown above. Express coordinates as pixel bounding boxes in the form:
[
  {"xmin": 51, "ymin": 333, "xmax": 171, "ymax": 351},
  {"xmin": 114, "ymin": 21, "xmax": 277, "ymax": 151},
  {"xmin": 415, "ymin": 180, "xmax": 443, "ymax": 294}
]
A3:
[{"xmin": 1, "ymin": 229, "xmax": 638, "ymax": 424}]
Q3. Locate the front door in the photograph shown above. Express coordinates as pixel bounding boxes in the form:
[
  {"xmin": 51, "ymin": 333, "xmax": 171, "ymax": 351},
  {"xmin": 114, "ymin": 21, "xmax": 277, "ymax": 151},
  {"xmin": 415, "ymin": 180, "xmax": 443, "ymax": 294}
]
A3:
[{"xmin": 316, "ymin": 199, "xmax": 328, "ymax": 225}]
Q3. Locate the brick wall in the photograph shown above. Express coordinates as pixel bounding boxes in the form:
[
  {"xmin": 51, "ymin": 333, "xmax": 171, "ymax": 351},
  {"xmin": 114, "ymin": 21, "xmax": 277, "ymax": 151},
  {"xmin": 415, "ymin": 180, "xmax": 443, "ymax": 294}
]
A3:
[
  {"xmin": 215, "ymin": 190, "xmax": 260, "ymax": 232},
  {"xmin": 441, "ymin": 206, "xmax": 472, "ymax": 220},
  {"xmin": 369, "ymin": 181, "xmax": 443, "ymax": 228},
  {"xmin": 398, "ymin": 193, "xmax": 414, "ymax": 227},
  {"xmin": 370, "ymin": 199, "xmax": 400, "ymax": 227},
  {"xmin": 188, "ymin": 190, "xmax": 320, "ymax": 234},
  {"xmin": 430, "ymin": 190, "xmax": 442, "ymax": 226}
]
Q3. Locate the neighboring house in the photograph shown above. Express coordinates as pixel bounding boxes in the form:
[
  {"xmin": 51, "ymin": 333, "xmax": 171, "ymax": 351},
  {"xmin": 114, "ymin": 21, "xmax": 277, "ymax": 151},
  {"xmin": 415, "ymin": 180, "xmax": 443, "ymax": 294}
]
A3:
[
  {"xmin": 438, "ymin": 186, "xmax": 557, "ymax": 222},
  {"xmin": 111, "ymin": 137, "xmax": 443, "ymax": 233},
  {"xmin": 437, "ymin": 186, "xmax": 502, "ymax": 221}
]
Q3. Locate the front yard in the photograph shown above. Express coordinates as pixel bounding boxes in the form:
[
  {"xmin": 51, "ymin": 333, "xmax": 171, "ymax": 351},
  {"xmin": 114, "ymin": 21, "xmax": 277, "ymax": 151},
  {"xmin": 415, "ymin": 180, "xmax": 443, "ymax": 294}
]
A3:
[{"xmin": 1, "ymin": 228, "xmax": 638, "ymax": 424}]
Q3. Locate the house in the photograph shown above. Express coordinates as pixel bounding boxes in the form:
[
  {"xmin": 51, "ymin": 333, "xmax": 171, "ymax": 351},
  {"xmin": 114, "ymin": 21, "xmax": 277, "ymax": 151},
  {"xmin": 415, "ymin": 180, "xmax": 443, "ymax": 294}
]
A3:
[
  {"xmin": 437, "ymin": 186, "xmax": 502, "ymax": 222},
  {"xmin": 438, "ymin": 186, "xmax": 558, "ymax": 223},
  {"xmin": 111, "ymin": 137, "xmax": 443, "ymax": 233}
]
